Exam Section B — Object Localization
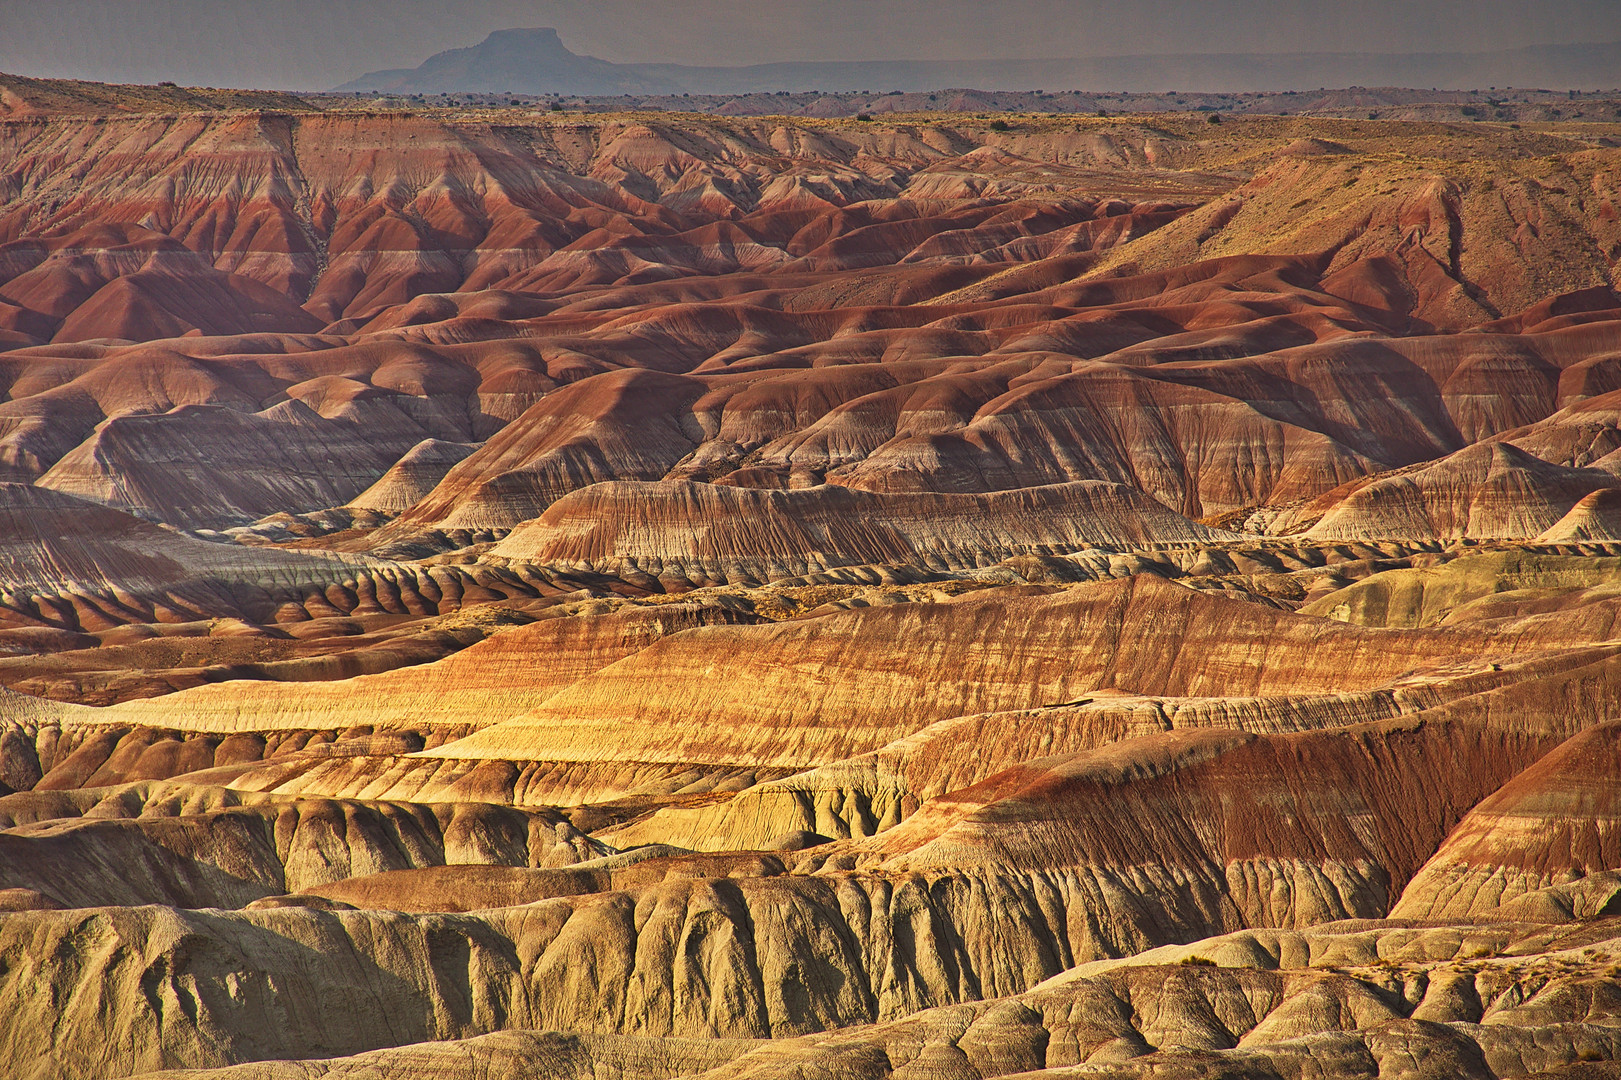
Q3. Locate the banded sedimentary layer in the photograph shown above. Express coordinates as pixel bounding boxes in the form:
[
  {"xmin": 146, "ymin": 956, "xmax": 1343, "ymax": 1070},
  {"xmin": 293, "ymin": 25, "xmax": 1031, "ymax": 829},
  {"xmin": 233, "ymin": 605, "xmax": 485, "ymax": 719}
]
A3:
[{"xmin": 2, "ymin": 87, "xmax": 1621, "ymax": 1079}]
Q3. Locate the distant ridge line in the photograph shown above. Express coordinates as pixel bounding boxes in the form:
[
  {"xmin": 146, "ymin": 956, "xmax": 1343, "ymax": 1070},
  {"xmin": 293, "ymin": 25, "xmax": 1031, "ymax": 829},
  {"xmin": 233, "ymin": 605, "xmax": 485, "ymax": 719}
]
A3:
[{"xmin": 335, "ymin": 28, "xmax": 1621, "ymax": 95}]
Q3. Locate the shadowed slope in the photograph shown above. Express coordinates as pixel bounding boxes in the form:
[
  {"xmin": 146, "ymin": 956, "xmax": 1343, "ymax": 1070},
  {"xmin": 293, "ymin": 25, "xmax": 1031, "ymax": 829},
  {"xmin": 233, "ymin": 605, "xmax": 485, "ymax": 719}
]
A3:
[
  {"xmin": 1395, "ymin": 722, "xmax": 1621, "ymax": 920},
  {"xmin": 0, "ymin": 482, "xmax": 376, "ymax": 604}
]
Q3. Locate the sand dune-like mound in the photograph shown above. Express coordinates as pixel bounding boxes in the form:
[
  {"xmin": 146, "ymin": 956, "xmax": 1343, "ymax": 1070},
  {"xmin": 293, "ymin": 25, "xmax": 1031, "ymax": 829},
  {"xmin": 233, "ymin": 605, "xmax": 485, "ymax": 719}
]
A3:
[
  {"xmin": 345, "ymin": 438, "xmax": 480, "ymax": 513},
  {"xmin": 493, "ymin": 479, "xmax": 1238, "ymax": 580},
  {"xmin": 1301, "ymin": 443, "xmax": 1621, "ymax": 541},
  {"xmin": 0, "ymin": 225, "xmax": 324, "ymax": 348},
  {"xmin": 1538, "ymin": 486, "xmax": 1621, "ymax": 542}
]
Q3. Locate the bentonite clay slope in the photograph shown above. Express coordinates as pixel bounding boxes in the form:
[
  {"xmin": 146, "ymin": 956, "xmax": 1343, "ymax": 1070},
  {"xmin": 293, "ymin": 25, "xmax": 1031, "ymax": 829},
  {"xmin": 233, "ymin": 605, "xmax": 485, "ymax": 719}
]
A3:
[
  {"xmin": 0, "ymin": 482, "xmax": 377, "ymax": 605},
  {"xmin": 1292, "ymin": 443, "xmax": 1621, "ymax": 541},
  {"xmin": 344, "ymin": 438, "xmax": 479, "ymax": 513},
  {"xmin": 0, "ymin": 673, "xmax": 1614, "ymax": 1078},
  {"xmin": 0, "ymin": 110, "xmax": 1225, "ymax": 341},
  {"xmin": 1394, "ymin": 722, "xmax": 1621, "ymax": 921},
  {"xmin": 6, "ymin": 757, "xmax": 1621, "ymax": 1080},
  {"xmin": 425, "ymin": 573, "xmax": 1613, "ymax": 771},
  {"xmin": 94, "ymin": 600, "xmax": 759, "ymax": 734},
  {"xmin": 491, "ymin": 479, "xmax": 1239, "ymax": 579},
  {"xmin": 1539, "ymin": 487, "xmax": 1621, "ymax": 542},
  {"xmin": 5, "ymin": 98, "xmax": 1621, "ymax": 1080},
  {"xmin": 0, "ymin": 111, "xmax": 1617, "ymax": 545}
]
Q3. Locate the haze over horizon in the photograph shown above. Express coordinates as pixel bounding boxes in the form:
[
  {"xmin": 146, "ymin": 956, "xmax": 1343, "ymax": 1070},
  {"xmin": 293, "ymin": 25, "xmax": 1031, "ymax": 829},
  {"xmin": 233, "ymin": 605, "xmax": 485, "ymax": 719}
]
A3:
[{"xmin": 2, "ymin": 0, "xmax": 1620, "ymax": 91}]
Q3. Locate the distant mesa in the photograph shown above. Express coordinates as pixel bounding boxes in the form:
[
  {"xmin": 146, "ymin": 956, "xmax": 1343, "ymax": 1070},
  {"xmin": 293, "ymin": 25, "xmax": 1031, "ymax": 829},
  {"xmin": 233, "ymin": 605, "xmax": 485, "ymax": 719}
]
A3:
[{"xmin": 335, "ymin": 28, "xmax": 675, "ymax": 96}]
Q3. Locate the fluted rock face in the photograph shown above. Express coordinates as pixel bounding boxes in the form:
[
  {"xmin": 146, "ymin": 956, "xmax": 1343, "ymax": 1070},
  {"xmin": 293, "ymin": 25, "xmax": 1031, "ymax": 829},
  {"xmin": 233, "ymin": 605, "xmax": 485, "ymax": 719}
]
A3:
[
  {"xmin": 9, "ymin": 856, "xmax": 1621, "ymax": 1079},
  {"xmin": 6, "ymin": 92, "xmax": 1621, "ymax": 1079},
  {"xmin": 0, "ymin": 786, "xmax": 605, "ymax": 908}
]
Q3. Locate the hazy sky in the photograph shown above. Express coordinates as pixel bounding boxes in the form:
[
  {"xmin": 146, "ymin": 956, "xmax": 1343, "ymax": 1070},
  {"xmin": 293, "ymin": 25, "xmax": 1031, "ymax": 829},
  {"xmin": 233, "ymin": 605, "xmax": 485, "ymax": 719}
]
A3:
[{"xmin": 3, "ymin": 0, "xmax": 1619, "ymax": 90}]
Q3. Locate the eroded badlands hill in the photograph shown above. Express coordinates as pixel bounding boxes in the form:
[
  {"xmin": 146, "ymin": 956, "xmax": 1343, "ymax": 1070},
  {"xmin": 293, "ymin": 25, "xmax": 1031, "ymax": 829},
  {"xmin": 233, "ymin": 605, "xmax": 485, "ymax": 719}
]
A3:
[{"xmin": 3, "ymin": 94, "xmax": 1621, "ymax": 1079}]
